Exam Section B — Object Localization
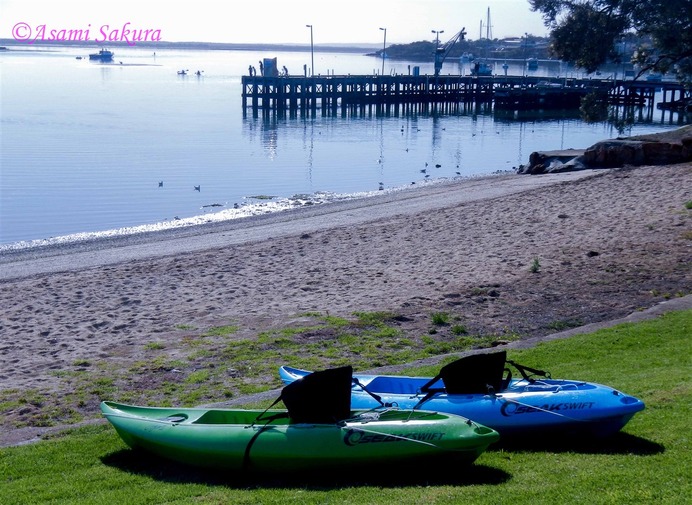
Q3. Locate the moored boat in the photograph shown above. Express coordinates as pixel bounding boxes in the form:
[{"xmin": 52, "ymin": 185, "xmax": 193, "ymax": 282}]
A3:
[
  {"xmin": 102, "ymin": 366, "xmax": 499, "ymax": 472},
  {"xmin": 279, "ymin": 351, "xmax": 645, "ymax": 440},
  {"xmin": 89, "ymin": 48, "xmax": 114, "ymax": 61},
  {"xmin": 470, "ymin": 60, "xmax": 493, "ymax": 76}
]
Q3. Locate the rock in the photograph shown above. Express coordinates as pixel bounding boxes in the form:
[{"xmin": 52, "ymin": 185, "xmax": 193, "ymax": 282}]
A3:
[
  {"xmin": 582, "ymin": 140, "xmax": 647, "ymax": 167},
  {"xmin": 522, "ymin": 125, "xmax": 692, "ymax": 174},
  {"xmin": 518, "ymin": 149, "xmax": 587, "ymax": 174},
  {"xmin": 582, "ymin": 132, "xmax": 691, "ymax": 167}
]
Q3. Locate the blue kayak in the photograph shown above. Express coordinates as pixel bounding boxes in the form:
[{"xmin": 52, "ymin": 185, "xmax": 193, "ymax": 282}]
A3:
[{"xmin": 279, "ymin": 351, "xmax": 645, "ymax": 439}]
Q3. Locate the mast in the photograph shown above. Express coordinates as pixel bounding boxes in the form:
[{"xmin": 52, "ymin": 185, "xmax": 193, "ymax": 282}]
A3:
[{"xmin": 486, "ymin": 7, "xmax": 493, "ymax": 40}]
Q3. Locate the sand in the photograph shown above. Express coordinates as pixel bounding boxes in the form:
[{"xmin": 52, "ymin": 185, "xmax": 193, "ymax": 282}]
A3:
[{"xmin": 1, "ymin": 163, "xmax": 691, "ymax": 446}]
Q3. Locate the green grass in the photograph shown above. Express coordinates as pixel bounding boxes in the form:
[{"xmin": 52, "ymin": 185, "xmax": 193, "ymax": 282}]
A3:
[
  {"xmin": 530, "ymin": 257, "xmax": 541, "ymax": 273},
  {"xmin": 1, "ymin": 309, "xmax": 690, "ymax": 504},
  {"xmin": 546, "ymin": 318, "xmax": 584, "ymax": 331},
  {"xmin": 202, "ymin": 324, "xmax": 240, "ymax": 337},
  {"xmin": 431, "ymin": 312, "xmax": 450, "ymax": 325}
]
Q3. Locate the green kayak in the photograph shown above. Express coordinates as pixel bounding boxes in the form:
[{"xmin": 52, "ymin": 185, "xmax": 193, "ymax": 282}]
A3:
[{"xmin": 101, "ymin": 366, "xmax": 499, "ymax": 472}]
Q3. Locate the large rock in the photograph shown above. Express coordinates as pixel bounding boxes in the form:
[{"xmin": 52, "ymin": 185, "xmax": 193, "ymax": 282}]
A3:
[
  {"xmin": 519, "ymin": 149, "xmax": 587, "ymax": 174},
  {"xmin": 521, "ymin": 125, "xmax": 692, "ymax": 174},
  {"xmin": 581, "ymin": 140, "xmax": 648, "ymax": 167},
  {"xmin": 582, "ymin": 127, "xmax": 692, "ymax": 167}
]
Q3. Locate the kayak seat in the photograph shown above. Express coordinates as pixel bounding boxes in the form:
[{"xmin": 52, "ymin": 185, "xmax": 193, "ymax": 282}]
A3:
[
  {"xmin": 281, "ymin": 365, "xmax": 353, "ymax": 424},
  {"xmin": 440, "ymin": 351, "xmax": 508, "ymax": 395}
]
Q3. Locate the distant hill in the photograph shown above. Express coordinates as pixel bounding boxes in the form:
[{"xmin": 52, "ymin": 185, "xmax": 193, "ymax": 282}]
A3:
[
  {"xmin": 0, "ymin": 39, "xmax": 379, "ymax": 54},
  {"xmin": 369, "ymin": 37, "xmax": 552, "ymax": 62}
]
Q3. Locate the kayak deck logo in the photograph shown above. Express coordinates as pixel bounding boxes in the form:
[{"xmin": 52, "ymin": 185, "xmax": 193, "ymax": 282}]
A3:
[
  {"xmin": 501, "ymin": 401, "xmax": 596, "ymax": 416},
  {"xmin": 343, "ymin": 428, "xmax": 445, "ymax": 446}
]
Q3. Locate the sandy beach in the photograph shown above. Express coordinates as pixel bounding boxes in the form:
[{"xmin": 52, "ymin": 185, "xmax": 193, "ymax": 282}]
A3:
[{"xmin": 1, "ymin": 163, "xmax": 691, "ymax": 446}]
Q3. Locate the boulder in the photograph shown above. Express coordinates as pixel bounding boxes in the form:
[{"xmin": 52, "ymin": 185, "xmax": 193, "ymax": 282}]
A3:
[
  {"xmin": 581, "ymin": 140, "xmax": 647, "ymax": 167},
  {"xmin": 518, "ymin": 149, "xmax": 587, "ymax": 174},
  {"xmin": 521, "ymin": 125, "xmax": 692, "ymax": 174}
]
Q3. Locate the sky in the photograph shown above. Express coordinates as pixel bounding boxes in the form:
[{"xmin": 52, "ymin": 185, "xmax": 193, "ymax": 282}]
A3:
[{"xmin": 0, "ymin": 0, "xmax": 549, "ymax": 46}]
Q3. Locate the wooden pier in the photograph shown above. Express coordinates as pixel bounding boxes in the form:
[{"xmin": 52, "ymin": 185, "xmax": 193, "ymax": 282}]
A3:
[{"xmin": 241, "ymin": 74, "xmax": 689, "ymax": 116}]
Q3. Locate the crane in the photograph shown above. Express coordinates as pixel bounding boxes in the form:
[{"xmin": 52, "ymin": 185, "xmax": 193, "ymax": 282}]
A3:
[{"xmin": 434, "ymin": 27, "xmax": 466, "ymax": 77}]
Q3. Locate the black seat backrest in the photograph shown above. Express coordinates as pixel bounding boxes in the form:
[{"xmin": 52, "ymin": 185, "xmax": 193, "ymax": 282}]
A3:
[
  {"xmin": 281, "ymin": 365, "xmax": 353, "ymax": 424},
  {"xmin": 439, "ymin": 351, "xmax": 507, "ymax": 394}
]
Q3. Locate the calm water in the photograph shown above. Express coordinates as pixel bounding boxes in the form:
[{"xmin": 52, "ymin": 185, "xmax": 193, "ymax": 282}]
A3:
[{"xmin": 0, "ymin": 45, "xmax": 684, "ymax": 248}]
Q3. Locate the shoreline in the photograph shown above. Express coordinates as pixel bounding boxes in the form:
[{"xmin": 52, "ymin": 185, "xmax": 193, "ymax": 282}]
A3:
[{"xmin": 0, "ymin": 170, "xmax": 604, "ymax": 280}]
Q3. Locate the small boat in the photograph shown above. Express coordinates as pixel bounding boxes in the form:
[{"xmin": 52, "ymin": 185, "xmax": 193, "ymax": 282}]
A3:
[
  {"xmin": 89, "ymin": 48, "xmax": 114, "ymax": 61},
  {"xmin": 527, "ymin": 57, "xmax": 539, "ymax": 71},
  {"xmin": 279, "ymin": 351, "xmax": 645, "ymax": 440},
  {"xmin": 470, "ymin": 61, "xmax": 493, "ymax": 76},
  {"xmin": 102, "ymin": 366, "xmax": 499, "ymax": 472}
]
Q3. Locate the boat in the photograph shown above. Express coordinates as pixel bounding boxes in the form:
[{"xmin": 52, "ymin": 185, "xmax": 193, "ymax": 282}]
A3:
[
  {"xmin": 279, "ymin": 351, "xmax": 645, "ymax": 440},
  {"xmin": 89, "ymin": 48, "xmax": 114, "ymax": 61},
  {"xmin": 470, "ymin": 61, "xmax": 493, "ymax": 76},
  {"xmin": 102, "ymin": 366, "xmax": 499, "ymax": 472},
  {"xmin": 527, "ymin": 57, "xmax": 539, "ymax": 71}
]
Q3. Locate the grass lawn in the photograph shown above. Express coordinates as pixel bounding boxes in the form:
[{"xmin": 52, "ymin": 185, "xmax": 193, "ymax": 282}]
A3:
[{"xmin": 1, "ymin": 309, "xmax": 689, "ymax": 504}]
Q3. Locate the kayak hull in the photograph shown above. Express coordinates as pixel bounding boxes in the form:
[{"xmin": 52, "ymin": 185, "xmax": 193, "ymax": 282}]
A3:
[
  {"xmin": 101, "ymin": 401, "xmax": 499, "ymax": 472},
  {"xmin": 278, "ymin": 366, "xmax": 645, "ymax": 439}
]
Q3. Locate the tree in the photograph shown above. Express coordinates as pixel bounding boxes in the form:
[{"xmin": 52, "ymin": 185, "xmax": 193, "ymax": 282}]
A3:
[{"xmin": 529, "ymin": 0, "xmax": 692, "ymax": 83}]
